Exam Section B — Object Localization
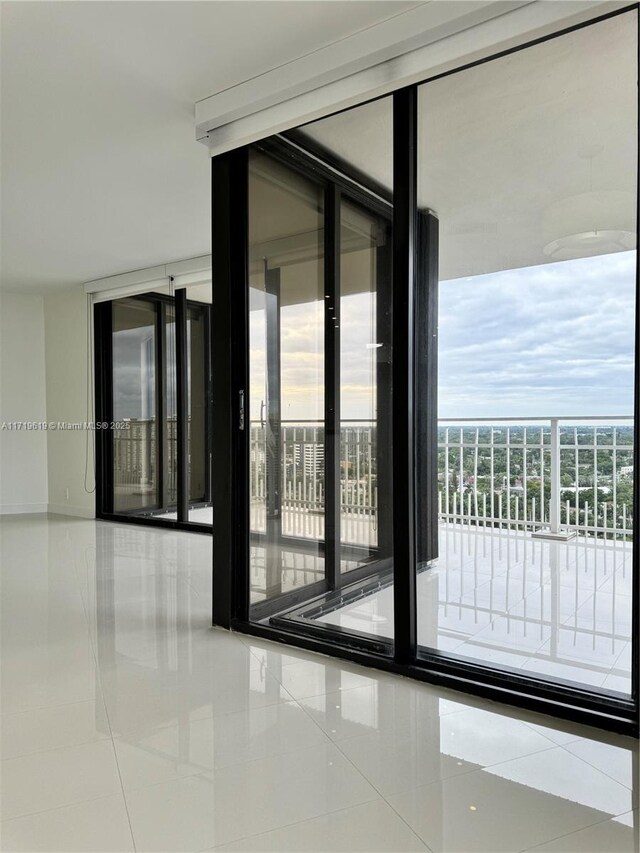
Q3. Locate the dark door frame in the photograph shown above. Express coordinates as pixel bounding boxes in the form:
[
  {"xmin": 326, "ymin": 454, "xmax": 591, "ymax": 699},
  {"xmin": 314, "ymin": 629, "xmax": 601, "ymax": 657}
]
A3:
[
  {"xmin": 210, "ymin": 5, "xmax": 640, "ymax": 735},
  {"xmin": 94, "ymin": 291, "xmax": 212, "ymax": 534},
  {"xmin": 246, "ymin": 137, "xmax": 397, "ymax": 626}
]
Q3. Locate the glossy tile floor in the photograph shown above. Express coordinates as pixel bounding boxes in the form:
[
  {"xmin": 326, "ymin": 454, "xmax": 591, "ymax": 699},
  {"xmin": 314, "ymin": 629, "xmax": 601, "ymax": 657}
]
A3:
[
  {"xmin": 320, "ymin": 523, "xmax": 633, "ymax": 695},
  {"xmin": 0, "ymin": 514, "xmax": 638, "ymax": 852},
  {"xmin": 156, "ymin": 507, "xmax": 213, "ymax": 526}
]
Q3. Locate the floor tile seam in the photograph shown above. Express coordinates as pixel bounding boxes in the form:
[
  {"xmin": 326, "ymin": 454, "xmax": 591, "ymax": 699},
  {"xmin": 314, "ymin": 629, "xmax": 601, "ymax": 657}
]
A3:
[
  {"xmin": 69, "ymin": 613, "xmax": 138, "ymax": 851},
  {"xmin": 93, "ymin": 631, "xmax": 266, "ymax": 672},
  {"xmin": 278, "ymin": 684, "xmax": 368, "ymax": 702},
  {"xmin": 0, "ymin": 788, "xmax": 128, "ymax": 825},
  {"xmin": 612, "ymin": 639, "xmax": 634, "ymax": 667},
  {"xmin": 114, "ymin": 754, "xmax": 213, "ymax": 793},
  {"xmin": 536, "ymin": 608, "xmax": 631, "ymax": 637},
  {"xmin": 104, "ymin": 728, "xmax": 139, "ymax": 851},
  {"xmin": 466, "ymin": 620, "xmax": 551, "ymax": 657},
  {"xmin": 380, "ymin": 741, "xmax": 564, "ymax": 801},
  {"xmin": 109, "ymin": 698, "xmax": 306, "ymax": 745},
  {"xmin": 0, "ymin": 691, "xmax": 109, "ymax": 719},
  {"xmin": 117, "ymin": 738, "xmax": 356, "ymax": 800},
  {"xmin": 78, "ymin": 616, "xmax": 114, "ymax": 728},
  {"xmin": 87, "ymin": 627, "xmax": 225, "ymax": 663},
  {"xmin": 270, "ymin": 663, "xmax": 434, "ymax": 702},
  {"xmin": 474, "ymin": 738, "xmax": 635, "ymax": 789},
  {"xmin": 112, "ymin": 726, "xmax": 342, "ymax": 794},
  {"xmin": 518, "ymin": 721, "xmax": 584, "ymax": 750},
  {"xmin": 521, "ymin": 660, "xmax": 624, "ymax": 691},
  {"xmin": 236, "ymin": 632, "xmax": 380, "ymax": 673},
  {"xmin": 104, "ymin": 693, "xmax": 297, "ymax": 739},
  {"xmin": 289, "ymin": 695, "xmax": 435, "ymax": 852},
  {"xmin": 594, "ymin": 587, "xmax": 634, "ymax": 600},
  {"xmin": 274, "ymin": 656, "xmax": 386, "ymax": 674},
  {"xmin": 0, "ymin": 730, "xmax": 113, "ymax": 762},
  {"xmin": 516, "ymin": 647, "xmax": 622, "ymax": 684},
  {"xmin": 518, "ymin": 808, "xmax": 639, "ymax": 851},
  {"xmin": 195, "ymin": 797, "xmax": 432, "ymax": 853},
  {"xmin": 256, "ymin": 652, "xmax": 401, "ymax": 698},
  {"xmin": 74, "ymin": 568, "xmax": 104, "ymax": 662},
  {"xmin": 562, "ymin": 623, "xmax": 634, "ymax": 641},
  {"xmin": 95, "ymin": 649, "xmax": 269, "ymax": 682},
  {"xmin": 306, "ymin": 702, "xmax": 493, "ymax": 747},
  {"xmin": 332, "ymin": 743, "xmax": 436, "ymax": 851},
  {"xmin": 556, "ymin": 741, "xmax": 636, "ymax": 793},
  {"xmin": 0, "ymin": 690, "xmax": 111, "ymax": 718},
  {"xmin": 183, "ymin": 574, "xmax": 213, "ymax": 599},
  {"xmin": 348, "ymin": 737, "xmax": 561, "ymax": 801},
  {"xmin": 300, "ymin": 704, "xmax": 476, "ymax": 743}
]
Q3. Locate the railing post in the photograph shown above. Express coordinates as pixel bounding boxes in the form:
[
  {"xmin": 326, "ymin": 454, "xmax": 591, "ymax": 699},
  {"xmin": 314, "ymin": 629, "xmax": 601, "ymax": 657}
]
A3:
[
  {"xmin": 549, "ymin": 417, "xmax": 560, "ymax": 536},
  {"xmin": 532, "ymin": 417, "xmax": 575, "ymax": 540}
]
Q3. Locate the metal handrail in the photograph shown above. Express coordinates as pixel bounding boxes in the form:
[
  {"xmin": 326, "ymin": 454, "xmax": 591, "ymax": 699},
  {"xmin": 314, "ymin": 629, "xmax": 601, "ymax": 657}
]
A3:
[{"xmin": 112, "ymin": 415, "xmax": 635, "ymax": 542}]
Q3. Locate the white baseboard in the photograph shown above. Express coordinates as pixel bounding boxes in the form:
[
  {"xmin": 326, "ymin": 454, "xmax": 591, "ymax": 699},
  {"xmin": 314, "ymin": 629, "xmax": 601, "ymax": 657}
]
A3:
[
  {"xmin": 0, "ymin": 503, "xmax": 48, "ymax": 515},
  {"xmin": 47, "ymin": 504, "xmax": 95, "ymax": 519}
]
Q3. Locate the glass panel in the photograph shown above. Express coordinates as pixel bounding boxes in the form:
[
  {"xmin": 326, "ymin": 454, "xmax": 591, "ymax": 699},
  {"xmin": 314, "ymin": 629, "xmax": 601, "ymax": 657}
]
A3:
[
  {"xmin": 246, "ymin": 97, "xmax": 394, "ymax": 646},
  {"xmin": 339, "ymin": 201, "xmax": 392, "ymax": 573},
  {"xmin": 416, "ymin": 13, "xmax": 637, "ymax": 695},
  {"xmin": 165, "ymin": 303, "xmax": 177, "ymax": 512},
  {"xmin": 174, "ymin": 283, "xmax": 213, "ymax": 526},
  {"xmin": 187, "ymin": 305, "xmax": 209, "ymax": 521},
  {"xmin": 248, "ymin": 151, "xmax": 325, "ymax": 607},
  {"xmin": 112, "ymin": 298, "xmax": 158, "ymax": 512}
]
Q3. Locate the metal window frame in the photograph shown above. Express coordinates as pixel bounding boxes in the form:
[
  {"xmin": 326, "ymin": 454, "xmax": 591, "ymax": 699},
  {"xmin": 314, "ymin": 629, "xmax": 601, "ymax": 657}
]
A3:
[
  {"xmin": 237, "ymin": 137, "xmax": 395, "ymax": 624},
  {"xmin": 93, "ymin": 291, "xmax": 212, "ymax": 534},
  {"xmin": 211, "ymin": 4, "xmax": 640, "ymax": 735},
  {"xmin": 175, "ymin": 288, "xmax": 189, "ymax": 522}
]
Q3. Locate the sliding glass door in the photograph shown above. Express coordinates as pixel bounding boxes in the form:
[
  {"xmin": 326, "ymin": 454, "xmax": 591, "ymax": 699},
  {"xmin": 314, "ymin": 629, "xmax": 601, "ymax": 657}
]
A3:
[
  {"xmin": 211, "ymin": 8, "xmax": 639, "ymax": 732},
  {"xmin": 245, "ymin": 102, "xmax": 396, "ymax": 650},
  {"xmin": 95, "ymin": 292, "xmax": 212, "ymax": 529},
  {"xmin": 414, "ymin": 10, "xmax": 637, "ymax": 699},
  {"xmin": 111, "ymin": 298, "xmax": 159, "ymax": 513},
  {"xmin": 248, "ymin": 150, "xmax": 326, "ymax": 607}
]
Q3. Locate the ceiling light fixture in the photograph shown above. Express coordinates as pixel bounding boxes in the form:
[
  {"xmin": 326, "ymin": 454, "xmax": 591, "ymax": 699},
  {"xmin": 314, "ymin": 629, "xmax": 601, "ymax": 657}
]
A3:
[{"xmin": 543, "ymin": 190, "xmax": 635, "ymax": 260}]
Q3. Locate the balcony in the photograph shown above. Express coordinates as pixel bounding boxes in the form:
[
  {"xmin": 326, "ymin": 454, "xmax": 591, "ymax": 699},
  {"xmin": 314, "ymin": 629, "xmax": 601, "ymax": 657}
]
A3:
[
  {"xmin": 112, "ymin": 415, "xmax": 634, "ymax": 695},
  {"xmin": 113, "ymin": 415, "xmax": 634, "ymax": 546},
  {"xmin": 249, "ymin": 416, "xmax": 634, "ymax": 695},
  {"xmin": 246, "ymin": 415, "xmax": 634, "ymax": 543}
]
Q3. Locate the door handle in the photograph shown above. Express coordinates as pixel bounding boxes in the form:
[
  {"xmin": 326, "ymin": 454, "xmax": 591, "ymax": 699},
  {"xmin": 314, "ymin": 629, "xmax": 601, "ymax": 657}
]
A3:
[
  {"xmin": 260, "ymin": 400, "xmax": 266, "ymax": 429},
  {"xmin": 239, "ymin": 390, "xmax": 245, "ymax": 431}
]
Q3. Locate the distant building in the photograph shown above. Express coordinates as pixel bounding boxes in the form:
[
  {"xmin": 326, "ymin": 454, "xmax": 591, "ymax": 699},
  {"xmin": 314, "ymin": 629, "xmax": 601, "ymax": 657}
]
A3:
[{"xmin": 295, "ymin": 442, "xmax": 324, "ymax": 478}]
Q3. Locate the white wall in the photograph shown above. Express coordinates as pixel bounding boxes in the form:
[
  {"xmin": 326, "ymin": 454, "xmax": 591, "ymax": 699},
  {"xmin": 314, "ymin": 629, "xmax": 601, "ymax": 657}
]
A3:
[
  {"xmin": 44, "ymin": 289, "xmax": 95, "ymax": 518},
  {"xmin": 0, "ymin": 292, "xmax": 49, "ymax": 513}
]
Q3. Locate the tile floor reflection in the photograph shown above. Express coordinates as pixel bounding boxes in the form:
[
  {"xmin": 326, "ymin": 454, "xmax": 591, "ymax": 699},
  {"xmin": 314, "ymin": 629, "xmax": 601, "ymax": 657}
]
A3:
[
  {"xmin": 0, "ymin": 515, "xmax": 637, "ymax": 852},
  {"xmin": 319, "ymin": 523, "xmax": 633, "ymax": 695}
]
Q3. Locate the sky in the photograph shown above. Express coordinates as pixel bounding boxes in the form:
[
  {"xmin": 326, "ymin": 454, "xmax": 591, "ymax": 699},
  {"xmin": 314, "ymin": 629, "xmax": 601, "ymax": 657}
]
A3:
[
  {"xmin": 438, "ymin": 250, "xmax": 636, "ymax": 418},
  {"xmin": 113, "ymin": 249, "xmax": 637, "ymax": 422},
  {"xmin": 113, "ymin": 325, "xmax": 155, "ymax": 420},
  {"xmin": 112, "ymin": 320, "xmax": 180, "ymax": 420}
]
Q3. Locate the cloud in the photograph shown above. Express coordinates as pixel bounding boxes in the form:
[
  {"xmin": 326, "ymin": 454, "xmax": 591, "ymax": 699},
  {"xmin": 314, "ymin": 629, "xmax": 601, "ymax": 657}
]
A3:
[
  {"xmin": 437, "ymin": 250, "xmax": 636, "ymax": 418},
  {"xmin": 113, "ymin": 250, "xmax": 637, "ymax": 425}
]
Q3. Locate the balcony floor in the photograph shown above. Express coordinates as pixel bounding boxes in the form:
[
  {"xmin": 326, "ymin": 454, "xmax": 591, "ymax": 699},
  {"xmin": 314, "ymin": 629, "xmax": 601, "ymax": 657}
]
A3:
[
  {"xmin": 154, "ymin": 505, "xmax": 632, "ymax": 696},
  {"xmin": 319, "ymin": 522, "xmax": 632, "ymax": 696}
]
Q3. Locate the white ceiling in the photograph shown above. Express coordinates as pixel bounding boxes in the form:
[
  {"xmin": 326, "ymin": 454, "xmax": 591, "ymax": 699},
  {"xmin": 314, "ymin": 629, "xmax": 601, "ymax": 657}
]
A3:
[
  {"xmin": 0, "ymin": 0, "xmax": 417, "ymax": 293},
  {"xmin": 301, "ymin": 10, "xmax": 637, "ymax": 280}
]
